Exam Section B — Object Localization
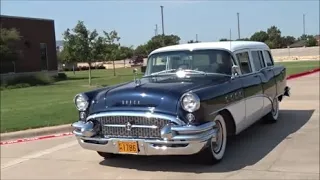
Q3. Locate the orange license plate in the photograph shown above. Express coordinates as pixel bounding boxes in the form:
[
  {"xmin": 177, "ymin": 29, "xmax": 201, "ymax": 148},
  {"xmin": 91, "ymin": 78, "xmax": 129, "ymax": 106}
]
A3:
[{"xmin": 118, "ymin": 141, "xmax": 138, "ymax": 154}]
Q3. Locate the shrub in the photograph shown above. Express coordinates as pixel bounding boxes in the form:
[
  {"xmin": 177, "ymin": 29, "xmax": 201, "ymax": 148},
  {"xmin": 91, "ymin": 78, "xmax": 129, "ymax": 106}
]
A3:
[
  {"xmin": 53, "ymin": 72, "xmax": 67, "ymax": 81},
  {"xmin": 1, "ymin": 73, "xmax": 55, "ymax": 90},
  {"xmin": 97, "ymin": 65, "xmax": 106, "ymax": 69}
]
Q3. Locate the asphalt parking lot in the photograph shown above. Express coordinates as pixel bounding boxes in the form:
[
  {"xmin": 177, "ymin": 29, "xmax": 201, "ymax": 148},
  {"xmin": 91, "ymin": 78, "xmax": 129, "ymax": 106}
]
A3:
[{"xmin": 1, "ymin": 72, "xmax": 319, "ymax": 179}]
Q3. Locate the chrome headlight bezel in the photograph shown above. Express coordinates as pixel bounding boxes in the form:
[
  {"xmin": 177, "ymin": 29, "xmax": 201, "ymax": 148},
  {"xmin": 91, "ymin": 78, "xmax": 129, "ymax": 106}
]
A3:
[
  {"xmin": 180, "ymin": 92, "xmax": 200, "ymax": 113},
  {"xmin": 74, "ymin": 93, "xmax": 89, "ymax": 111}
]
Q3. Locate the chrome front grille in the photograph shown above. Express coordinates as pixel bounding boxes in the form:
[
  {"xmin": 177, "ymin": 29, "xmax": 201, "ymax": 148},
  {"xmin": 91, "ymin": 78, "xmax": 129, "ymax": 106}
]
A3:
[{"xmin": 96, "ymin": 116, "xmax": 171, "ymax": 139}]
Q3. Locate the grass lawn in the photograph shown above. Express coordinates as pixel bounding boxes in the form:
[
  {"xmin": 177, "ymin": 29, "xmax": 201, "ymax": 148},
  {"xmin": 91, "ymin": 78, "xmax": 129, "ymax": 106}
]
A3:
[{"xmin": 1, "ymin": 61, "xmax": 319, "ymax": 133}]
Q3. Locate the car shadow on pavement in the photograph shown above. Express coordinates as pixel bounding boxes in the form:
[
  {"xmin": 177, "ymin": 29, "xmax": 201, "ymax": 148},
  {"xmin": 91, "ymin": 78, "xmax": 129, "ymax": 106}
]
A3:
[{"xmin": 99, "ymin": 109, "xmax": 314, "ymax": 173}]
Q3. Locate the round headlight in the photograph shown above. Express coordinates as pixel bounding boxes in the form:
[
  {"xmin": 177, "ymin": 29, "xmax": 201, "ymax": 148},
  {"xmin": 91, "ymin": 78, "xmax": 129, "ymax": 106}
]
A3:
[
  {"xmin": 181, "ymin": 93, "xmax": 200, "ymax": 112},
  {"xmin": 74, "ymin": 94, "xmax": 89, "ymax": 111}
]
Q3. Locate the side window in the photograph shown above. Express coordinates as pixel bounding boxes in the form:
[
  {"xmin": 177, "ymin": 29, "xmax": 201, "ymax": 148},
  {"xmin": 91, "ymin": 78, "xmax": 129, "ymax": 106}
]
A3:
[
  {"xmin": 264, "ymin": 50, "xmax": 274, "ymax": 66},
  {"xmin": 251, "ymin": 50, "xmax": 266, "ymax": 71},
  {"xmin": 236, "ymin": 51, "xmax": 252, "ymax": 74}
]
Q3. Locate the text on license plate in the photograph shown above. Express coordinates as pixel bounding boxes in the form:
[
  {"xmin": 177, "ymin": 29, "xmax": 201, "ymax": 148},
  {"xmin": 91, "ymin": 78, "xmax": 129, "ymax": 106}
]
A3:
[{"xmin": 118, "ymin": 141, "xmax": 138, "ymax": 153}]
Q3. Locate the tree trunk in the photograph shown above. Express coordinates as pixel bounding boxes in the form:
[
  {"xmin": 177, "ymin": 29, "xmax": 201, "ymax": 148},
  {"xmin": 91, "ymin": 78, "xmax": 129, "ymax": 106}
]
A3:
[
  {"xmin": 72, "ymin": 64, "xmax": 75, "ymax": 75},
  {"xmin": 112, "ymin": 59, "xmax": 116, "ymax": 76},
  {"xmin": 88, "ymin": 62, "xmax": 92, "ymax": 86}
]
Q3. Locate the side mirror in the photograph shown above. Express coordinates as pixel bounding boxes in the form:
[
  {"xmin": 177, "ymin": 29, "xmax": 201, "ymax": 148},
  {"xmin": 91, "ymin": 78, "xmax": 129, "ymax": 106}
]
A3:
[{"xmin": 231, "ymin": 65, "xmax": 241, "ymax": 79}]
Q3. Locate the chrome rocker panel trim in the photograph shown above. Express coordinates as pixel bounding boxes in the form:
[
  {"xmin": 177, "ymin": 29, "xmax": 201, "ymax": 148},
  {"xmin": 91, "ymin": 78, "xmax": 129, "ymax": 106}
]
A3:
[{"xmin": 71, "ymin": 111, "xmax": 217, "ymax": 155}]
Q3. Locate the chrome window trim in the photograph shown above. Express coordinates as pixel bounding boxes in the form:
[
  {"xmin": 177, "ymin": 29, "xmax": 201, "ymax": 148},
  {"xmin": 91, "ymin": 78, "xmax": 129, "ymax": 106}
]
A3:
[{"xmin": 86, "ymin": 111, "xmax": 186, "ymax": 125}]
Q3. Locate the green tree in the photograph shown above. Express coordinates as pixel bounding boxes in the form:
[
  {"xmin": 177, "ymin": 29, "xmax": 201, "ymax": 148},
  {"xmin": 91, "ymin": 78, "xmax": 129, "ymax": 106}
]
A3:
[
  {"xmin": 305, "ymin": 35, "xmax": 317, "ymax": 47},
  {"xmin": 250, "ymin": 31, "xmax": 269, "ymax": 42},
  {"xmin": 266, "ymin": 26, "xmax": 282, "ymax": 48},
  {"xmin": 281, "ymin": 36, "xmax": 296, "ymax": 47},
  {"xmin": 63, "ymin": 21, "xmax": 103, "ymax": 85},
  {"xmin": 118, "ymin": 46, "xmax": 134, "ymax": 67},
  {"xmin": 187, "ymin": 40, "xmax": 201, "ymax": 43},
  {"xmin": 102, "ymin": 30, "xmax": 121, "ymax": 76},
  {"xmin": 134, "ymin": 44, "xmax": 148, "ymax": 57},
  {"xmin": 145, "ymin": 34, "xmax": 181, "ymax": 54},
  {"xmin": 0, "ymin": 28, "xmax": 22, "ymax": 64},
  {"xmin": 236, "ymin": 38, "xmax": 250, "ymax": 41},
  {"xmin": 219, "ymin": 38, "xmax": 228, "ymax": 41}
]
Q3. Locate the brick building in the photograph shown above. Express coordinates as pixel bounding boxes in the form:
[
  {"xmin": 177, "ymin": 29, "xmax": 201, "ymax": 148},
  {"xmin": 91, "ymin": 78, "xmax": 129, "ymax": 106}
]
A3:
[{"xmin": 0, "ymin": 15, "xmax": 58, "ymax": 76}]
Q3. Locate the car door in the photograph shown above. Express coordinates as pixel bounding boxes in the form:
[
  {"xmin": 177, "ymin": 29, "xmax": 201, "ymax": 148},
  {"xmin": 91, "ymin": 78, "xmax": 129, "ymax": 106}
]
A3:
[
  {"xmin": 234, "ymin": 50, "xmax": 264, "ymax": 132},
  {"xmin": 250, "ymin": 49, "xmax": 277, "ymax": 116}
]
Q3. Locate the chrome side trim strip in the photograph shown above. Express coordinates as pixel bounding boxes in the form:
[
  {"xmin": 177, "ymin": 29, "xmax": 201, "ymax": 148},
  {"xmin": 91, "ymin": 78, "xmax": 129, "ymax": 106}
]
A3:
[
  {"xmin": 86, "ymin": 111, "xmax": 185, "ymax": 125},
  {"xmin": 209, "ymin": 94, "xmax": 268, "ymax": 116}
]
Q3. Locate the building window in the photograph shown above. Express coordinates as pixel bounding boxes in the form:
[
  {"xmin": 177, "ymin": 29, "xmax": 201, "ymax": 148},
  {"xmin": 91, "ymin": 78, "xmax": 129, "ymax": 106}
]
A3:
[{"xmin": 40, "ymin": 43, "xmax": 48, "ymax": 70}]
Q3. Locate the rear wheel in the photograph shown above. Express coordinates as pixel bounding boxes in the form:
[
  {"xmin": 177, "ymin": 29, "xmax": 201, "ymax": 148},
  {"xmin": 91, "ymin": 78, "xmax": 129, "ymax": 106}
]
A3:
[
  {"xmin": 198, "ymin": 114, "xmax": 227, "ymax": 164},
  {"xmin": 263, "ymin": 97, "xmax": 279, "ymax": 123},
  {"xmin": 97, "ymin": 152, "xmax": 118, "ymax": 159}
]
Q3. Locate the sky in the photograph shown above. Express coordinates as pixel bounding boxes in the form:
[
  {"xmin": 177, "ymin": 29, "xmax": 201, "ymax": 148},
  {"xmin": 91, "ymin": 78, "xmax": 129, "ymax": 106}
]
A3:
[{"xmin": 1, "ymin": 0, "xmax": 319, "ymax": 47}]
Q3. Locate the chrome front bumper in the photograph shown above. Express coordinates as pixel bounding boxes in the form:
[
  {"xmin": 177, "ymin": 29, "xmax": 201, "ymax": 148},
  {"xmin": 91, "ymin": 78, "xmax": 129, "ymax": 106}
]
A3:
[{"xmin": 71, "ymin": 113, "xmax": 217, "ymax": 156}]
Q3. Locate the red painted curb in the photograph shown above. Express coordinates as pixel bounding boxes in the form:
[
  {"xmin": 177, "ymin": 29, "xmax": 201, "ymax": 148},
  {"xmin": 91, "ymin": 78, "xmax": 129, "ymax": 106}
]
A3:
[
  {"xmin": 287, "ymin": 68, "xmax": 320, "ymax": 80},
  {"xmin": 0, "ymin": 132, "xmax": 73, "ymax": 145},
  {"xmin": 0, "ymin": 67, "xmax": 319, "ymax": 146}
]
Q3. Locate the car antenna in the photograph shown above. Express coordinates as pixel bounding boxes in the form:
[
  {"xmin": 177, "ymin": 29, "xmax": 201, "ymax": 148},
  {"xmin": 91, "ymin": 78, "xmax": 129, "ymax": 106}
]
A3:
[{"xmin": 229, "ymin": 28, "xmax": 232, "ymax": 50}]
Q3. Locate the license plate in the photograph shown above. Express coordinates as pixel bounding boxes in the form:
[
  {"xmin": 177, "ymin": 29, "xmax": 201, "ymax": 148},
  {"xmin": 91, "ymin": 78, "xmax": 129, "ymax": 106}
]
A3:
[{"xmin": 118, "ymin": 141, "xmax": 138, "ymax": 154}]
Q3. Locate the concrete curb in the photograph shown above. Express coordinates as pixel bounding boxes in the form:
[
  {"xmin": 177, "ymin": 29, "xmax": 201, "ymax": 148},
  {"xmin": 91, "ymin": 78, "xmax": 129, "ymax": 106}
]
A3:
[
  {"xmin": 0, "ymin": 124, "xmax": 73, "ymax": 141},
  {"xmin": 1, "ymin": 67, "xmax": 319, "ymax": 142}
]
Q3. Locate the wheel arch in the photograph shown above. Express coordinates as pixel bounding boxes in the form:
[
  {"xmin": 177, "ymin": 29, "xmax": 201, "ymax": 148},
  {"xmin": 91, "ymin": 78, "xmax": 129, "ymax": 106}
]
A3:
[{"xmin": 219, "ymin": 109, "xmax": 236, "ymax": 137}]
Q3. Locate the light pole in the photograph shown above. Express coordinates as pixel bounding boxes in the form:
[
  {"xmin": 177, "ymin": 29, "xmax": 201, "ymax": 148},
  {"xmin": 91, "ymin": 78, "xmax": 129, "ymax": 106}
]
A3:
[
  {"xmin": 237, "ymin": 12, "xmax": 240, "ymax": 39},
  {"xmin": 303, "ymin": 13, "xmax": 306, "ymax": 35},
  {"xmin": 155, "ymin": 24, "xmax": 158, "ymax": 36},
  {"xmin": 160, "ymin": 6, "xmax": 164, "ymax": 35}
]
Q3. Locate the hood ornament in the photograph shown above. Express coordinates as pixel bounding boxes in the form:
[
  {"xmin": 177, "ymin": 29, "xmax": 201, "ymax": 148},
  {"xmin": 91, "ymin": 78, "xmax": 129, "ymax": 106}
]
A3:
[{"xmin": 133, "ymin": 68, "xmax": 141, "ymax": 86}]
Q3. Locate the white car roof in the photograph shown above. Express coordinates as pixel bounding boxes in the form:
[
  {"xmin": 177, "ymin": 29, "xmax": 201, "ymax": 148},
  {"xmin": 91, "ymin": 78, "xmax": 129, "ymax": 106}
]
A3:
[{"xmin": 149, "ymin": 41, "xmax": 270, "ymax": 56}]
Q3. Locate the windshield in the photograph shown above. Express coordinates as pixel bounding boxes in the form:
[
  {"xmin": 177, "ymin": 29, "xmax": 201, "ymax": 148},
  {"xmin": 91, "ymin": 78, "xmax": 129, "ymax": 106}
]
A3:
[{"xmin": 144, "ymin": 49, "xmax": 235, "ymax": 76}]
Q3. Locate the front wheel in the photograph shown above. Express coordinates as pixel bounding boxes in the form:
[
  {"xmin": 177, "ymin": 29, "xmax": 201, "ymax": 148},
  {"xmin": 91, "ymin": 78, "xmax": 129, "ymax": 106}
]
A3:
[{"xmin": 198, "ymin": 114, "xmax": 227, "ymax": 164}]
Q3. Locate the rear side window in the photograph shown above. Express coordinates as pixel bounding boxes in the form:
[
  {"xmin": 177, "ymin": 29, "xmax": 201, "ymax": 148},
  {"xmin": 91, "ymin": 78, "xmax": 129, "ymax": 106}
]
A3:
[
  {"xmin": 251, "ymin": 50, "xmax": 266, "ymax": 71},
  {"xmin": 236, "ymin": 51, "xmax": 252, "ymax": 74},
  {"xmin": 264, "ymin": 50, "xmax": 274, "ymax": 66}
]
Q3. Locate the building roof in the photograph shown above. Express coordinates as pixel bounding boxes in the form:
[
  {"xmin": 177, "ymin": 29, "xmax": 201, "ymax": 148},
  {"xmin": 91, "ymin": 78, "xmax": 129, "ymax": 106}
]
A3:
[
  {"xmin": 0, "ymin": 14, "xmax": 54, "ymax": 22},
  {"xmin": 289, "ymin": 40, "xmax": 306, "ymax": 48},
  {"xmin": 149, "ymin": 41, "xmax": 270, "ymax": 55}
]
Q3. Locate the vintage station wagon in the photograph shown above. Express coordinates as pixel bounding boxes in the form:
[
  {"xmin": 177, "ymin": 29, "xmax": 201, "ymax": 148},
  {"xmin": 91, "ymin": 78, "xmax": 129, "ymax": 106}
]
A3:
[{"xmin": 71, "ymin": 41, "xmax": 290, "ymax": 164}]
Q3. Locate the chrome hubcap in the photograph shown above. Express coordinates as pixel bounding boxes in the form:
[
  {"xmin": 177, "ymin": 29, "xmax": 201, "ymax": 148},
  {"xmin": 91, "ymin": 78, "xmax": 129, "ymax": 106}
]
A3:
[{"xmin": 212, "ymin": 120, "xmax": 223, "ymax": 153}]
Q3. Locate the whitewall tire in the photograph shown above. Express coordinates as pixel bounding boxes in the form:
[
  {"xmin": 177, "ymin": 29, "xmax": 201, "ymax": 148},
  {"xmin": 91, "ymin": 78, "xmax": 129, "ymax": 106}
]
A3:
[
  {"xmin": 199, "ymin": 114, "xmax": 227, "ymax": 164},
  {"xmin": 263, "ymin": 97, "xmax": 279, "ymax": 123}
]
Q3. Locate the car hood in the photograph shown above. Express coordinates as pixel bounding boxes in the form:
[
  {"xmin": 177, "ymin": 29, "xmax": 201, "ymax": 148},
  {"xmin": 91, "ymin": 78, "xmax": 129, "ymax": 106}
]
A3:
[{"xmin": 91, "ymin": 75, "xmax": 229, "ymax": 115}]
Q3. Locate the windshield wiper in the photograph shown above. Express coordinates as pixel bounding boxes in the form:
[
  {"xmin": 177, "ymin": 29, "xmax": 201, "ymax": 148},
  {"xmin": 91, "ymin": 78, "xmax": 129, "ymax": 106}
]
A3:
[
  {"xmin": 149, "ymin": 69, "xmax": 177, "ymax": 76},
  {"xmin": 182, "ymin": 69, "xmax": 207, "ymax": 75}
]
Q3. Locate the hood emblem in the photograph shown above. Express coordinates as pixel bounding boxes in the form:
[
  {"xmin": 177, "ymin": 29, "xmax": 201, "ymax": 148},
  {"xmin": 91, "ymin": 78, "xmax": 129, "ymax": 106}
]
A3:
[
  {"xmin": 125, "ymin": 122, "xmax": 132, "ymax": 131},
  {"xmin": 133, "ymin": 68, "xmax": 141, "ymax": 87}
]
